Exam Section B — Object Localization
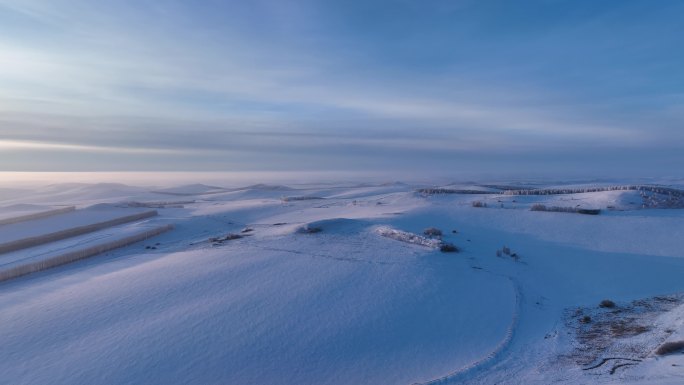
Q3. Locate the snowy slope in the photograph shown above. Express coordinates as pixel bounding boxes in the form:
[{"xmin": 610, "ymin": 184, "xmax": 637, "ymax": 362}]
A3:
[
  {"xmin": 0, "ymin": 225, "xmax": 515, "ymax": 385},
  {"xmin": 0, "ymin": 180, "xmax": 682, "ymax": 384}
]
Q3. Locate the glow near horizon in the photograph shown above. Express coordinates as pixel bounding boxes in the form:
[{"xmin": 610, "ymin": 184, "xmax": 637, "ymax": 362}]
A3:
[{"xmin": 0, "ymin": 0, "xmax": 682, "ymax": 176}]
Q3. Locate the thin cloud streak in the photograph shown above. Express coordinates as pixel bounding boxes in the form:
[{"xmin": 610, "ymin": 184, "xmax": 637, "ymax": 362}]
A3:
[{"xmin": 0, "ymin": 139, "xmax": 188, "ymax": 155}]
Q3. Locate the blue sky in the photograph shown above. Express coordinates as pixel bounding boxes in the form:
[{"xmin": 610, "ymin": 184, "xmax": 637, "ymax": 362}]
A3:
[{"xmin": 0, "ymin": 0, "xmax": 682, "ymax": 177}]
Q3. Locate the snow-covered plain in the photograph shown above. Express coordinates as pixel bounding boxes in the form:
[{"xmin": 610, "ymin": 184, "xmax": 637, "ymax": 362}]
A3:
[{"xmin": 0, "ymin": 179, "xmax": 683, "ymax": 384}]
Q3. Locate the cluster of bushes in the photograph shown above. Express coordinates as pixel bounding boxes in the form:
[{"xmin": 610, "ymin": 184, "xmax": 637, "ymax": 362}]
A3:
[
  {"xmin": 423, "ymin": 227, "xmax": 460, "ymax": 252},
  {"xmin": 416, "ymin": 185, "xmax": 684, "ymax": 208},
  {"xmin": 505, "ymin": 185, "xmax": 639, "ymax": 196},
  {"xmin": 423, "ymin": 227, "xmax": 443, "ymax": 238},
  {"xmin": 640, "ymin": 190, "xmax": 684, "ymax": 209},
  {"xmin": 297, "ymin": 225, "xmax": 322, "ymax": 234},
  {"xmin": 377, "ymin": 226, "xmax": 459, "ymax": 253},
  {"xmin": 504, "ymin": 185, "xmax": 684, "ymax": 197},
  {"xmin": 416, "ymin": 188, "xmax": 497, "ymax": 195},
  {"xmin": 209, "ymin": 233, "xmax": 243, "ymax": 244},
  {"xmin": 376, "ymin": 226, "xmax": 441, "ymax": 248},
  {"xmin": 281, "ymin": 196, "xmax": 324, "ymax": 202},
  {"xmin": 530, "ymin": 204, "xmax": 600, "ymax": 215},
  {"xmin": 121, "ymin": 201, "xmax": 193, "ymax": 208},
  {"xmin": 478, "ymin": 184, "xmax": 534, "ymax": 191},
  {"xmin": 496, "ymin": 246, "xmax": 519, "ymax": 261},
  {"xmin": 472, "ymin": 201, "xmax": 487, "ymax": 208},
  {"xmin": 599, "ymin": 299, "xmax": 616, "ymax": 308},
  {"xmin": 439, "ymin": 243, "xmax": 459, "ymax": 253}
]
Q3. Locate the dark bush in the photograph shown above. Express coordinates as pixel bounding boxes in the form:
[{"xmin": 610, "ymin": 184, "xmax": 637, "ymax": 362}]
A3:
[
  {"xmin": 472, "ymin": 201, "xmax": 486, "ymax": 208},
  {"xmin": 298, "ymin": 226, "xmax": 322, "ymax": 234},
  {"xmin": 423, "ymin": 227, "xmax": 443, "ymax": 237},
  {"xmin": 577, "ymin": 209, "xmax": 601, "ymax": 215},
  {"xmin": 580, "ymin": 315, "xmax": 592, "ymax": 324},
  {"xmin": 210, "ymin": 233, "xmax": 243, "ymax": 244},
  {"xmin": 599, "ymin": 299, "xmax": 616, "ymax": 308},
  {"xmin": 440, "ymin": 243, "xmax": 459, "ymax": 253},
  {"xmin": 655, "ymin": 340, "xmax": 684, "ymax": 356},
  {"xmin": 530, "ymin": 204, "xmax": 547, "ymax": 211}
]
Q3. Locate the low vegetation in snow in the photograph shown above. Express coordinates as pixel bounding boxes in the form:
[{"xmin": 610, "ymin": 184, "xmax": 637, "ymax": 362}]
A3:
[
  {"xmin": 375, "ymin": 226, "xmax": 442, "ymax": 248},
  {"xmin": 297, "ymin": 225, "xmax": 323, "ymax": 234},
  {"xmin": 530, "ymin": 204, "xmax": 601, "ymax": 215},
  {"xmin": 559, "ymin": 294, "xmax": 684, "ymax": 377}
]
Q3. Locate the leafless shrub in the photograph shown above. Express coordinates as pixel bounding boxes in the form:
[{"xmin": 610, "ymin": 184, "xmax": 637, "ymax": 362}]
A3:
[
  {"xmin": 530, "ymin": 203, "xmax": 547, "ymax": 211},
  {"xmin": 281, "ymin": 196, "xmax": 324, "ymax": 202},
  {"xmin": 297, "ymin": 226, "xmax": 322, "ymax": 234},
  {"xmin": 529, "ymin": 204, "xmax": 600, "ymax": 215},
  {"xmin": 472, "ymin": 201, "xmax": 487, "ymax": 208},
  {"xmin": 423, "ymin": 227, "xmax": 443, "ymax": 237},
  {"xmin": 439, "ymin": 243, "xmax": 459, "ymax": 253},
  {"xmin": 376, "ymin": 226, "xmax": 441, "ymax": 248},
  {"xmin": 599, "ymin": 299, "xmax": 616, "ymax": 308}
]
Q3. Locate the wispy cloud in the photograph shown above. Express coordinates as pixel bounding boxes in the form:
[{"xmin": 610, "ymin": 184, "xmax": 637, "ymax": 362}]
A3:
[
  {"xmin": 0, "ymin": 0, "xmax": 682, "ymax": 175},
  {"xmin": 0, "ymin": 139, "xmax": 186, "ymax": 155}
]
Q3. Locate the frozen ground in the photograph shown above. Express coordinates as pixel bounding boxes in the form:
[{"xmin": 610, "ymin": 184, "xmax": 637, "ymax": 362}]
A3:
[{"xmin": 0, "ymin": 178, "xmax": 683, "ymax": 384}]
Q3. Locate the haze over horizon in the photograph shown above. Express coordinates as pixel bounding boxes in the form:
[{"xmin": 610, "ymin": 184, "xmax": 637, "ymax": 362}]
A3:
[{"xmin": 1, "ymin": 0, "xmax": 682, "ymax": 177}]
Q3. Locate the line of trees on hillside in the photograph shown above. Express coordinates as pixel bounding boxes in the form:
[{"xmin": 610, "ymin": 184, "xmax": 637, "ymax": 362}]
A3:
[{"xmin": 0, "ymin": 224, "xmax": 173, "ymax": 282}]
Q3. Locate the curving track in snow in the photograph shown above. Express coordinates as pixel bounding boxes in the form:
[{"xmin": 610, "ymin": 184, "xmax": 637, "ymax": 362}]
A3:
[{"xmin": 415, "ymin": 276, "xmax": 523, "ymax": 385}]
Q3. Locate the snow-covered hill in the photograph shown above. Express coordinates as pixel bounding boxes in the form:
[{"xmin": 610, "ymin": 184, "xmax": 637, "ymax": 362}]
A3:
[{"xmin": 0, "ymin": 180, "xmax": 683, "ymax": 384}]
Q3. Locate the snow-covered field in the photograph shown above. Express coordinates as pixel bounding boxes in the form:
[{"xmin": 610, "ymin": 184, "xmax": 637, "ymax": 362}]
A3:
[{"xmin": 0, "ymin": 178, "xmax": 683, "ymax": 384}]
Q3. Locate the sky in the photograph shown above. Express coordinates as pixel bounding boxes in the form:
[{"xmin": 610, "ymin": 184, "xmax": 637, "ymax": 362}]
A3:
[{"xmin": 0, "ymin": 0, "xmax": 682, "ymax": 178}]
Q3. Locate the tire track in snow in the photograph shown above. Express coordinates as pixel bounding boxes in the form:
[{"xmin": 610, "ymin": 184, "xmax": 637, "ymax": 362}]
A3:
[{"xmin": 413, "ymin": 274, "xmax": 523, "ymax": 385}]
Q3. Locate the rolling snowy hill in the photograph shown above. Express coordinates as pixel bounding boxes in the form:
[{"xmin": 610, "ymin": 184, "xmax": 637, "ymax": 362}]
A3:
[{"xmin": 0, "ymin": 180, "xmax": 683, "ymax": 384}]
